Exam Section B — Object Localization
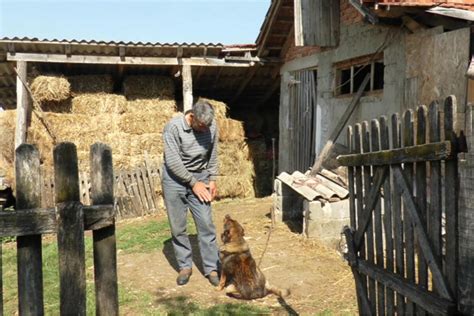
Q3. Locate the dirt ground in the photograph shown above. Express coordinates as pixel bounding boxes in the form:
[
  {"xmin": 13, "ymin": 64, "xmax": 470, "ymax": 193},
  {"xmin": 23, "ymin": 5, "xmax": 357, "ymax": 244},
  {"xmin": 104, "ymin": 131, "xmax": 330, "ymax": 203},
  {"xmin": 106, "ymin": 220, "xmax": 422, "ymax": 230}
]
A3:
[{"xmin": 117, "ymin": 197, "xmax": 358, "ymax": 315}]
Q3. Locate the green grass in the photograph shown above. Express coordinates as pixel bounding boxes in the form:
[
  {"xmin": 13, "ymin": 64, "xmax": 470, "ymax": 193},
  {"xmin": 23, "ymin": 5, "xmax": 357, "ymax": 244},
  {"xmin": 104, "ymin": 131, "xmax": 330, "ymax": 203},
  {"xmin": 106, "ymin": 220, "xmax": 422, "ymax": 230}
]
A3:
[{"xmin": 1, "ymin": 216, "xmax": 270, "ymax": 315}]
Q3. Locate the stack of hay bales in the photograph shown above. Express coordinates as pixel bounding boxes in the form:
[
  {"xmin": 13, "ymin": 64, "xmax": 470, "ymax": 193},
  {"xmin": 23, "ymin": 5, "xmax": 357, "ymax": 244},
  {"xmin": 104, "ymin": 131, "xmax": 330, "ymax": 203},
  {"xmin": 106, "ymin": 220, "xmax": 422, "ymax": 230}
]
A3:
[
  {"xmin": 1, "ymin": 74, "xmax": 267, "ymax": 204},
  {"xmin": 27, "ymin": 75, "xmax": 176, "ymax": 175},
  {"xmin": 201, "ymin": 98, "xmax": 256, "ymax": 199}
]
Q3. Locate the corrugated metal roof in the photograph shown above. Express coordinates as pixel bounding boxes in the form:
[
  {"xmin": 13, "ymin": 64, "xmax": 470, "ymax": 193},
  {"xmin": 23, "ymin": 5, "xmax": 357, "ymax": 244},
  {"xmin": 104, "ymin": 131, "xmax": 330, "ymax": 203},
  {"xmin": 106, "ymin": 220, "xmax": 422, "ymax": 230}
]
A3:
[{"xmin": 277, "ymin": 170, "xmax": 349, "ymax": 202}]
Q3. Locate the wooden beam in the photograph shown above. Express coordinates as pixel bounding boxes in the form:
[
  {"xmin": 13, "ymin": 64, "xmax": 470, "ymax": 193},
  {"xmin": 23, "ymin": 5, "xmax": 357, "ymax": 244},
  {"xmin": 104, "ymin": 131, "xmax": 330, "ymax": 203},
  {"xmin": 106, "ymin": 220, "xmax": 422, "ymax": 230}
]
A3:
[
  {"xmin": 230, "ymin": 65, "xmax": 259, "ymax": 104},
  {"xmin": 182, "ymin": 65, "xmax": 193, "ymax": 112},
  {"xmin": 337, "ymin": 141, "xmax": 453, "ymax": 167},
  {"xmin": 7, "ymin": 52, "xmax": 254, "ymax": 67},
  {"xmin": 15, "ymin": 61, "xmax": 29, "ymax": 149},
  {"xmin": 257, "ymin": 0, "xmax": 283, "ymax": 56}
]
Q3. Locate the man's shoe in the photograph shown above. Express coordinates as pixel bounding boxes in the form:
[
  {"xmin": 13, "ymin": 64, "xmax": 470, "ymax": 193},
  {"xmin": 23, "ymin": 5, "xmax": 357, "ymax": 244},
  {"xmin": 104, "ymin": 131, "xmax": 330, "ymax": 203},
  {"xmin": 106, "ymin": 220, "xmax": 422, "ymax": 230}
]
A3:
[
  {"xmin": 177, "ymin": 268, "xmax": 192, "ymax": 286},
  {"xmin": 208, "ymin": 271, "xmax": 219, "ymax": 287}
]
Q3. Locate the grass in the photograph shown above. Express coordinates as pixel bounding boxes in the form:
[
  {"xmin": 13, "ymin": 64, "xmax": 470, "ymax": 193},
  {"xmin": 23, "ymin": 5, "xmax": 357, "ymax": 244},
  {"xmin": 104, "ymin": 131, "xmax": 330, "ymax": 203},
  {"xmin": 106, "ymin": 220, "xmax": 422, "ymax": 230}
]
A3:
[{"xmin": 1, "ymin": 215, "xmax": 270, "ymax": 315}]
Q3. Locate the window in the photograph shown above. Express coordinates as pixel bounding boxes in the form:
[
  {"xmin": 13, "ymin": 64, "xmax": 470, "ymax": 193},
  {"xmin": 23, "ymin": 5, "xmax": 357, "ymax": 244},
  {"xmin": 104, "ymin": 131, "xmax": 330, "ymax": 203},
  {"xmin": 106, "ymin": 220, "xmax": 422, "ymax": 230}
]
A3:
[{"xmin": 335, "ymin": 55, "xmax": 384, "ymax": 96}]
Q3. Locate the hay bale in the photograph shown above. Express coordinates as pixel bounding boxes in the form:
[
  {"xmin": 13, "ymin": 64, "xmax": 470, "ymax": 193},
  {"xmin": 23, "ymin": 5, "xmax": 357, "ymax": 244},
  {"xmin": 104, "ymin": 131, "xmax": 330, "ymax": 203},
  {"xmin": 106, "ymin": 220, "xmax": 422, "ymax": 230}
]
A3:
[
  {"xmin": 40, "ymin": 99, "xmax": 72, "ymax": 113},
  {"xmin": 216, "ymin": 175, "xmax": 255, "ymax": 199},
  {"xmin": 130, "ymin": 134, "xmax": 164, "ymax": 157},
  {"xmin": 31, "ymin": 76, "xmax": 71, "ymax": 102},
  {"xmin": 125, "ymin": 99, "xmax": 177, "ymax": 116},
  {"xmin": 217, "ymin": 118, "xmax": 245, "ymax": 142},
  {"xmin": 218, "ymin": 141, "xmax": 253, "ymax": 176},
  {"xmin": 123, "ymin": 76, "xmax": 175, "ymax": 99},
  {"xmin": 71, "ymin": 93, "xmax": 127, "ymax": 115},
  {"xmin": 69, "ymin": 75, "xmax": 114, "ymax": 94},
  {"xmin": 118, "ymin": 112, "xmax": 171, "ymax": 135},
  {"xmin": 198, "ymin": 98, "xmax": 228, "ymax": 120},
  {"xmin": 0, "ymin": 110, "xmax": 16, "ymax": 185}
]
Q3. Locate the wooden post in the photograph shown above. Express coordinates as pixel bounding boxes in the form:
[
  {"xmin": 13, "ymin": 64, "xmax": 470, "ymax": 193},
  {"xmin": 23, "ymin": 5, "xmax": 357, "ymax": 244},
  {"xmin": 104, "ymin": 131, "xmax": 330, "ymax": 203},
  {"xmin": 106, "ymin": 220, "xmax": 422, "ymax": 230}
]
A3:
[
  {"xmin": 182, "ymin": 65, "xmax": 193, "ymax": 112},
  {"xmin": 54, "ymin": 142, "xmax": 86, "ymax": 315},
  {"xmin": 90, "ymin": 143, "xmax": 119, "ymax": 315},
  {"xmin": 15, "ymin": 61, "xmax": 30, "ymax": 149},
  {"xmin": 15, "ymin": 144, "xmax": 44, "ymax": 315}
]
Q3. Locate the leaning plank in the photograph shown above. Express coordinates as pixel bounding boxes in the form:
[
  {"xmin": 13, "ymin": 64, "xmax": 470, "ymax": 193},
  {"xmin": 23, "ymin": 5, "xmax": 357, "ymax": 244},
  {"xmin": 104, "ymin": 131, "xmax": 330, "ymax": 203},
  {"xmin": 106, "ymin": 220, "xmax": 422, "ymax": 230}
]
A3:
[
  {"xmin": 337, "ymin": 141, "xmax": 453, "ymax": 167},
  {"xmin": 54, "ymin": 142, "xmax": 86, "ymax": 315},
  {"xmin": 347, "ymin": 126, "xmax": 356, "ymax": 229},
  {"xmin": 90, "ymin": 143, "xmax": 119, "ymax": 316},
  {"xmin": 15, "ymin": 144, "xmax": 44, "ymax": 315},
  {"xmin": 393, "ymin": 166, "xmax": 452, "ymax": 300},
  {"xmin": 356, "ymin": 259, "xmax": 456, "ymax": 315}
]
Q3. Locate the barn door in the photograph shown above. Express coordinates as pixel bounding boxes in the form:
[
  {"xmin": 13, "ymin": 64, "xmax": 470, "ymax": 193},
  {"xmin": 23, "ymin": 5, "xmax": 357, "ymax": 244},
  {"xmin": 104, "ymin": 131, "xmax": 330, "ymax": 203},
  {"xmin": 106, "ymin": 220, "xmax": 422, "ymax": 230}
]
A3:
[{"xmin": 287, "ymin": 68, "xmax": 317, "ymax": 173}]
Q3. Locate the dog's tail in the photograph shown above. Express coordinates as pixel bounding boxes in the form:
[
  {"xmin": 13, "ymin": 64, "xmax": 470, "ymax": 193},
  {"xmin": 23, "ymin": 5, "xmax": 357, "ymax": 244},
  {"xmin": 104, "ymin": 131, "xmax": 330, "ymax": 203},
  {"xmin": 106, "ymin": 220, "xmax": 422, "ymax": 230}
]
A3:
[{"xmin": 266, "ymin": 282, "xmax": 290, "ymax": 298}]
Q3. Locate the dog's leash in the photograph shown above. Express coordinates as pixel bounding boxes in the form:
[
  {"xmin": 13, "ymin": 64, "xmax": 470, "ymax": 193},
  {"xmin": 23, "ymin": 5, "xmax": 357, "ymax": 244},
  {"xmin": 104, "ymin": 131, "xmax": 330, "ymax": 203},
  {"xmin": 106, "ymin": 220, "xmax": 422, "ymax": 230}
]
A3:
[{"xmin": 257, "ymin": 206, "xmax": 274, "ymax": 268}]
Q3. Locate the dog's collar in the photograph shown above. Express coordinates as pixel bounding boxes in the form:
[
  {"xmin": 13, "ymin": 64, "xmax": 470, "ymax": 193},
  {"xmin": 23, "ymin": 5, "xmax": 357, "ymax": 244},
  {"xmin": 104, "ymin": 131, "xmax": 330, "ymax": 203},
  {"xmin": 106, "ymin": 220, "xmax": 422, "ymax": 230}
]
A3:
[{"xmin": 220, "ymin": 242, "xmax": 249, "ymax": 254}]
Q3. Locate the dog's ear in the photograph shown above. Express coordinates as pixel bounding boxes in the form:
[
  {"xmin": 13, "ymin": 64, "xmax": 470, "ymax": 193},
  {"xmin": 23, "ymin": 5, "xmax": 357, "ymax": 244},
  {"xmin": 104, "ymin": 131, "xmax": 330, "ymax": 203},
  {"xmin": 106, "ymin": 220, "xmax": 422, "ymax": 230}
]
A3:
[
  {"xmin": 240, "ymin": 225, "xmax": 245, "ymax": 236},
  {"xmin": 224, "ymin": 214, "xmax": 231, "ymax": 221}
]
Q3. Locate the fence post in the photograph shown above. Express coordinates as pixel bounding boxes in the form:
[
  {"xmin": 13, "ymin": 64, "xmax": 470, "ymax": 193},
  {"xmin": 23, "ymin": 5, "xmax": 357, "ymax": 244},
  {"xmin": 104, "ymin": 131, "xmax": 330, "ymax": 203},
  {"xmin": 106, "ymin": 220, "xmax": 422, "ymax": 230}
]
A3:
[
  {"xmin": 90, "ymin": 143, "xmax": 119, "ymax": 315},
  {"xmin": 15, "ymin": 144, "xmax": 44, "ymax": 315},
  {"xmin": 54, "ymin": 142, "xmax": 86, "ymax": 315}
]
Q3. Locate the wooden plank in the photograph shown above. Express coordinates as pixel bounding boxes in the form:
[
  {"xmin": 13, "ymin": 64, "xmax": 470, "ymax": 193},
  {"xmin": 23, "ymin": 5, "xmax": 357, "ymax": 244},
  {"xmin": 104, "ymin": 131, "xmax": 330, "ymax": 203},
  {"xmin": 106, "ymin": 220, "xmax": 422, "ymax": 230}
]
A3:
[
  {"xmin": 393, "ymin": 166, "xmax": 453, "ymax": 301},
  {"xmin": 141, "ymin": 166, "xmax": 156, "ymax": 213},
  {"xmin": 299, "ymin": 0, "xmax": 340, "ymax": 47},
  {"xmin": 416, "ymin": 106, "xmax": 429, "ymax": 311},
  {"xmin": 15, "ymin": 144, "xmax": 44, "ymax": 315},
  {"xmin": 90, "ymin": 143, "xmax": 119, "ymax": 316},
  {"xmin": 380, "ymin": 116, "xmax": 394, "ymax": 316},
  {"xmin": 15, "ymin": 61, "xmax": 29, "ymax": 149},
  {"xmin": 356, "ymin": 259, "xmax": 456, "ymax": 315},
  {"xmin": 353, "ymin": 123, "xmax": 368, "ymax": 306},
  {"xmin": 135, "ymin": 168, "xmax": 149, "ymax": 215},
  {"xmin": 428, "ymin": 101, "xmax": 442, "ymax": 294},
  {"xmin": 354, "ymin": 166, "xmax": 388, "ymax": 250},
  {"xmin": 371, "ymin": 119, "xmax": 385, "ymax": 316},
  {"xmin": 257, "ymin": 0, "xmax": 283, "ymax": 56},
  {"xmin": 182, "ymin": 65, "xmax": 193, "ymax": 112},
  {"xmin": 391, "ymin": 113, "xmax": 405, "ymax": 315},
  {"xmin": 310, "ymin": 73, "xmax": 370, "ymax": 175},
  {"xmin": 124, "ymin": 171, "xmax": 143, "ymax": 217},
  {"xmin": 362, "ymin": 121, "xmax": 376, "ymax": 316},
  {"xmin": 0, "ymin": 205, "xmax": 114, "ymax": 237},
  {"xmin": 444, "ymin": 96, "xmax": 458, "ymax": 301},
  {"xmin": 347, "ymin": 126, "xmax": 356, "ymax": 230},
  {"xmin": 7, "ymin": 52, "xmax": 264, "ymax": 67},
  {"xmin": 337, "ymin": 141, "xmax": 453, "ymax": 167},
  {"xmin": 343, "ymin": 227, "xmax": 373, "ymax": 316},
  {"xmin": 402, "ymin": 109, "xmax": 416, "ymax": 315},
  {"xmin": 54, "ymin": 142, "xmax": 86, "ymax": 315}
]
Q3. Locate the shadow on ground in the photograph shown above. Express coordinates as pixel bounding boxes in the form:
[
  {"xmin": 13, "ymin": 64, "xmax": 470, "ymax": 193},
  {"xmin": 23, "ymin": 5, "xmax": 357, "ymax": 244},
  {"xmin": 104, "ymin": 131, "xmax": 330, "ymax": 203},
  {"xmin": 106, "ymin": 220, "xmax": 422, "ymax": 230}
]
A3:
[{"xmin": 162, "ymin": 234, "xmax": 205, "ymax": 276}]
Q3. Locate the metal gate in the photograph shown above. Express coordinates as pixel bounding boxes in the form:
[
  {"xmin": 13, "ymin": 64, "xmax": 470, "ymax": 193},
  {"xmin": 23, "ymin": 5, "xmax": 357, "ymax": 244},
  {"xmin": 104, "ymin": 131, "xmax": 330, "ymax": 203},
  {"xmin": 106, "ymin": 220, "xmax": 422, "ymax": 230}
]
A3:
[{"xmin": 337, "ymin": 96, "xmax": 461, "ymax": 315}]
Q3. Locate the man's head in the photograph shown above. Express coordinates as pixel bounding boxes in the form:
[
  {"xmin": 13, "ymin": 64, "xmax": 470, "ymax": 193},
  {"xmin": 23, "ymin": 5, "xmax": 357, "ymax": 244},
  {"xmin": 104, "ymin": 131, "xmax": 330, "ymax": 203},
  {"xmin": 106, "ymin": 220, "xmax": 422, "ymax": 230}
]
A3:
[{"xmin": 191, "ymin": 100, "xmax": 214, "ymax": 132}]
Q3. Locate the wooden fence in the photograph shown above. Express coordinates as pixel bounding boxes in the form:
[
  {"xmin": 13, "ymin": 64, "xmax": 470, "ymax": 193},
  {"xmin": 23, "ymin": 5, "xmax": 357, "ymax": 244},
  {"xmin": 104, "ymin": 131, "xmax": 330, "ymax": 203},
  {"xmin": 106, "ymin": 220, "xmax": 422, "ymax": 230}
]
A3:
[
  {"xmin": 337, "ymin": 96, "xmax": 462, "ymax": 315},
  {"xmin": 41, "ymin": 157, "xmax": 163, "ymax": 219},
  {"xmin": 1, "ymin": 142, "xmax": 118, "ymax": 315}
]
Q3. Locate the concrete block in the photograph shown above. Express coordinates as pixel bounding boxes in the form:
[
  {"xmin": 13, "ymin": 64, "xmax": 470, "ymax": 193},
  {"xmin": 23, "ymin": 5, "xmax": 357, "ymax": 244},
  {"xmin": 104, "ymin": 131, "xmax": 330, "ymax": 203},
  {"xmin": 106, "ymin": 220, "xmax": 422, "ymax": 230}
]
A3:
[{"xmin": 302, "ymin": 199, "xmax": 350, "ymax": 249}]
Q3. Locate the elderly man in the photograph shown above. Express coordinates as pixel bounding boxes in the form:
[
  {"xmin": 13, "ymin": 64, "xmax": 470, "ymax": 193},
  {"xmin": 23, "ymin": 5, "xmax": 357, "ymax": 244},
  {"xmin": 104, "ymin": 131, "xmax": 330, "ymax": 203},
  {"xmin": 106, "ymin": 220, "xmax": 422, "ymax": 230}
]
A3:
[{"xmin": 162, "ymin": 100, "xmax": 220, "ymax": 286}]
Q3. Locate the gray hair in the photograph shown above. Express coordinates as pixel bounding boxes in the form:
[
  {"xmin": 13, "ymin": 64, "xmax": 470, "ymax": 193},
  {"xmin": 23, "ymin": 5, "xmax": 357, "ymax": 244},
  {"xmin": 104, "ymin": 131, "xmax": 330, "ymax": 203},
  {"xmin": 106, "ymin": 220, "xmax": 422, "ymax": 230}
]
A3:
[{"xmin": 192, "ymin": 100, "xmax": 214, "ymax": 126}]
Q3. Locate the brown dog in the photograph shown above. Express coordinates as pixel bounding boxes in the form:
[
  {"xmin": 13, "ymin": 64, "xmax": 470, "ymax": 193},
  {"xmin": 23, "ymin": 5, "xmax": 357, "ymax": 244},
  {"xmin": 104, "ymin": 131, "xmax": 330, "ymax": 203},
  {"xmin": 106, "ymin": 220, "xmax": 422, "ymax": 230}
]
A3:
[{"xmin": 218, "ymin": 214, "xmax": 289, "ymax": 299}]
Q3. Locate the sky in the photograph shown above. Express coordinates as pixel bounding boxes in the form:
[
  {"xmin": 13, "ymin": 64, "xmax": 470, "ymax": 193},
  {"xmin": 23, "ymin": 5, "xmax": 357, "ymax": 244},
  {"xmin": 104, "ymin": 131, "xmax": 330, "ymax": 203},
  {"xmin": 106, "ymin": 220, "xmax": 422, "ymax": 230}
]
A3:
[{"xmin": 0, "ymin": 0, "xmax": 271, "ymax": 45}]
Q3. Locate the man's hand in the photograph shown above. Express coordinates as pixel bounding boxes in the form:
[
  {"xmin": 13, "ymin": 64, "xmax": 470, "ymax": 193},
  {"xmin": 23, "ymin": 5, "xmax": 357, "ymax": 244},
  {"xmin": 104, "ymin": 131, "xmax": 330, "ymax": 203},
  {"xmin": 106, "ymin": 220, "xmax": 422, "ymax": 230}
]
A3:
[
  {"xmin": 209, "ymin": 181, "xmax": 217, "ymax": 200},
  {"xmin": 192, "ymin": 181, "xmax": 212, "ymax": 203}
]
